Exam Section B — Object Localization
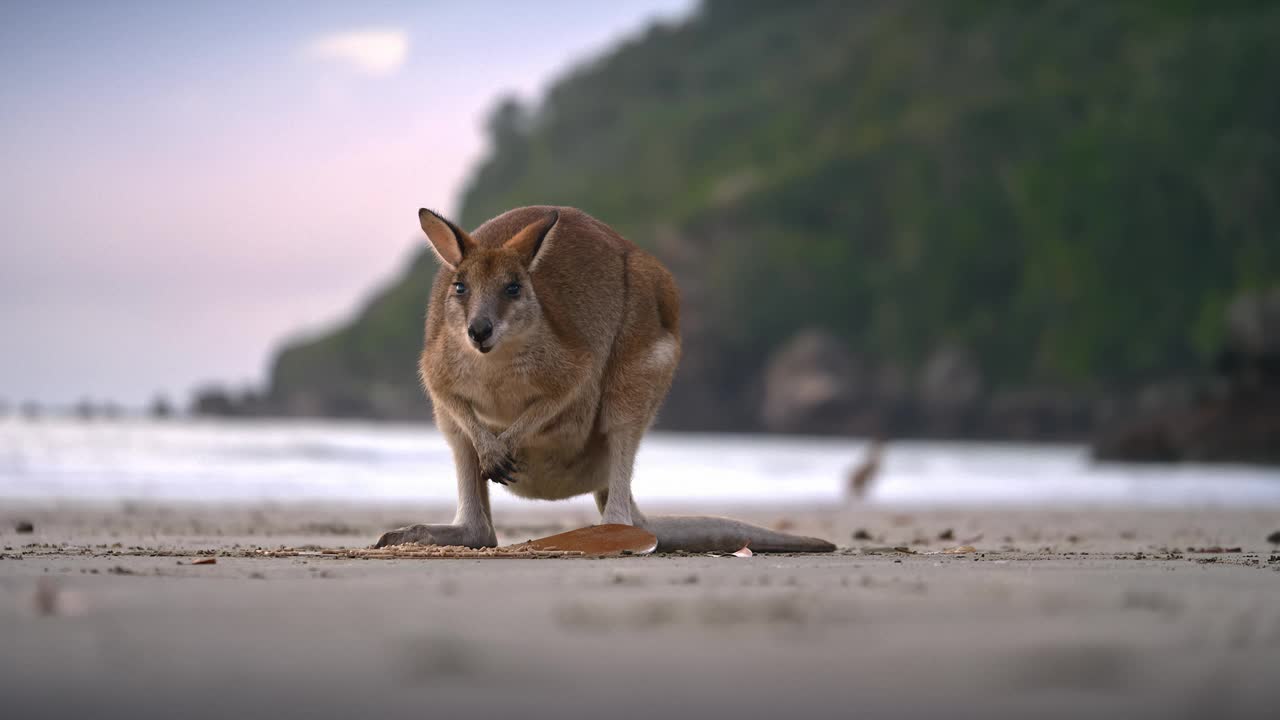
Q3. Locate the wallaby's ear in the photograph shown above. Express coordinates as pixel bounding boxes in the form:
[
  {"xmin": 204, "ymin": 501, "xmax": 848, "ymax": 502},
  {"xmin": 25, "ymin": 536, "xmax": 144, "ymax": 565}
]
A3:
[
  {"xmin": 419, "ymin": 208, "xmax": 473, "ymax": 269},
  {"xmin": 503, "ymin": 209, "xmax": 559, "ymax": 271}
]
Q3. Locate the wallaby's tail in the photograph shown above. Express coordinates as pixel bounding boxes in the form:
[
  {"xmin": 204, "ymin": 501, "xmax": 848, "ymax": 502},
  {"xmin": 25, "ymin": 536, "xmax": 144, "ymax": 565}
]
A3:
[{"xmin": 646, "ymin": 516, "xmax": 836, "ymax": 553}]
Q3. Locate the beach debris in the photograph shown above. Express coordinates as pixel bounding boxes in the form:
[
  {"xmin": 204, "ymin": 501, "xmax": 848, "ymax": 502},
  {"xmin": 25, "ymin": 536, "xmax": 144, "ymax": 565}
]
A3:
[
  {"xmin": 520, "ymin": 524, "xmax": 658, "ymax": 557},
  {"xmin": 1188, "ymin": 546, "xmax": 1242, "ymax": 554},
  {"xmin": 701, "ymin": 546, "xmax": 756, "ymax": 558},
  {"xmin": 345, "ymin": 544, "xmax": 583, "ymax": 559},
  {"xmin": 192, "ymin": 557, "xmax": 217, "ymax": 565},
  {"xmin": 861, "ymin": 546, "xmax": 915, "ymax": 555},
  {"xmin": 15, "ymin": 520, "xmax": 34, "ymax": 533},
  {"xmin": 852, "ymin": 529, "xmax": 872, "ymax": 541},
  {"xmin": 942, "ymin": 545, "xmax": 977, "ymax": 554},
  {"xmin": 937, "ymin": 528, "xmax": 955, "ymax": 541}
]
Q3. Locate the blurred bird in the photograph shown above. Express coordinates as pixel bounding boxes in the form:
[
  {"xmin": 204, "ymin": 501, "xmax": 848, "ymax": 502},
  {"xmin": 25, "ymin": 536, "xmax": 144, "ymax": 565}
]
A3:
[{"xmin": 847, "ymin": 438, "xmax": 885, "ymax": 500}]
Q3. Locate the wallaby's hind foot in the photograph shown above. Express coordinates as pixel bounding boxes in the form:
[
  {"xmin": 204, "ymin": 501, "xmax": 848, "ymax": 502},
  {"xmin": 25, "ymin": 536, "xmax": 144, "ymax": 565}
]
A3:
[
  {"xmin": 646, "ymin": 516, "xmax": 836, "ymax": 554},
  {"xmin": 374, "ymin": 523, "xmax": 497, "ymax": 549}
]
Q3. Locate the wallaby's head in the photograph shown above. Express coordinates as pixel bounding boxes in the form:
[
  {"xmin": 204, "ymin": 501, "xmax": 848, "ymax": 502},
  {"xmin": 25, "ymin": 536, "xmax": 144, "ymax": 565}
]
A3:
[{"xmin": 419, "ymin": 208, "xmax": 558, "ymax": 356}]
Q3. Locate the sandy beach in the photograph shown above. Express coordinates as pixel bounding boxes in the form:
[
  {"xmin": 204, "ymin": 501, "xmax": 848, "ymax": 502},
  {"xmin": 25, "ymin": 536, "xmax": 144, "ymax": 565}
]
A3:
[{"xmin": 2, "ymin": 501, "xmax": 1278, "ymax": 719}]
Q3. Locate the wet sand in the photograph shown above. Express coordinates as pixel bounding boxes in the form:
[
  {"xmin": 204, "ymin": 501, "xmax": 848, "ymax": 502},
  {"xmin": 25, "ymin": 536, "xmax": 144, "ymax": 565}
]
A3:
[{"xmin": 2, "ymin": 501, "xmax": 1279, "ymax": 719}]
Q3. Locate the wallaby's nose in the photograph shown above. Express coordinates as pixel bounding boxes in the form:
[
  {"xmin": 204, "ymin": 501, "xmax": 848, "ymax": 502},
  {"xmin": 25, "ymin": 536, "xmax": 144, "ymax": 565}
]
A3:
[{"xmin": 468, "ymin": 318, "xmax": 493, "ymax": 343}]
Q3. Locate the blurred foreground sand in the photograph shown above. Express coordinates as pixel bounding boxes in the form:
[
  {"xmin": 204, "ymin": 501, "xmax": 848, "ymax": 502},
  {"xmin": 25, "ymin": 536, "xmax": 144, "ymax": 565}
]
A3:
[{"xmin": 2, "ymin": 501, "xmax": 1279, "ymax": 719}]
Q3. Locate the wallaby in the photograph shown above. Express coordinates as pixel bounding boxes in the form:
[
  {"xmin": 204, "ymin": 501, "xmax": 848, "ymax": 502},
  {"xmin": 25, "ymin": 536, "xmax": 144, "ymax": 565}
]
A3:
[{"xmin": 375, "ymin": 206, "xmax": 835, "ymax": 553}]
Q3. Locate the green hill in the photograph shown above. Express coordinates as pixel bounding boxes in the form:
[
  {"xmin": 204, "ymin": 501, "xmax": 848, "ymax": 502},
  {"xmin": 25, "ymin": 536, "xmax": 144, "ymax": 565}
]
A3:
[{"xmin": 267, "ymin": 0, "xmax": 1280, "ymax": 433}]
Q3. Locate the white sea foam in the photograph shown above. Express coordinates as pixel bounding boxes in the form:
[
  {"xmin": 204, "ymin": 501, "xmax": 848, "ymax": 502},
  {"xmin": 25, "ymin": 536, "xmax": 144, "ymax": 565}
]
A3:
[{"xmin": 1, "ymin": 417, "xmax": 1278, "ymax": 507}]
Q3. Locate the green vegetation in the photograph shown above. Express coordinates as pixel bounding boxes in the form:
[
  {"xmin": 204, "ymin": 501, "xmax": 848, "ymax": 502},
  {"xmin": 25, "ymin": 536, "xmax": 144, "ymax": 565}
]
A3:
[{"xmin": 269, "ymin": 0, "xmax": 1280, "ymax": 426}]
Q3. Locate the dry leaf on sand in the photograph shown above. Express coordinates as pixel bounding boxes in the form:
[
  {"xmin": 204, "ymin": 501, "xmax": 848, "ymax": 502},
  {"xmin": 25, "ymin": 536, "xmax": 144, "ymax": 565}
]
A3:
[
  {"xmin": 732, "ymin": 546, "xmax": 753, "ymax": 557},
  {"xmin": 520, "ymin": 524, "xmax": 658, "ymax": 557},
  {"xmin": 192, "ymin": 557, "xmax": 217, "ymax": 565}
]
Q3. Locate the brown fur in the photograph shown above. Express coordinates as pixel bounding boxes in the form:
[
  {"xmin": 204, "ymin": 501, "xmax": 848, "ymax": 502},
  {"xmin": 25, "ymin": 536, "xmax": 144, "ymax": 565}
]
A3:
[{"xmin": 375, "ymin": 206, "xmax": 834, "ymax": 553}]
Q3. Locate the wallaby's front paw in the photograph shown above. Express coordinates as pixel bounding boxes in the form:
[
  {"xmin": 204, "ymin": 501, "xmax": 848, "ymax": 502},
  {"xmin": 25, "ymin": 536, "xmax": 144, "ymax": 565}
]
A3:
[
  {"xmin": 374, "ymin": 523, "xmax": 497, "ymax": 549},
  {"xmin": 475, "ymin": 437, "xmax": 520, "ymax": 486},
  {"xmin": 482, "ymin": 455, "xmax": 521, "ymax": 485}
]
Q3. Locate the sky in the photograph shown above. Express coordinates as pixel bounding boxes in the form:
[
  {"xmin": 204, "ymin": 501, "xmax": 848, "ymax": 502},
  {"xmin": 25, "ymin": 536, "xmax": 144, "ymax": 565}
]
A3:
[{"xmin": 0, "ymin": 0, "xmax": 694, "ymax": 409}]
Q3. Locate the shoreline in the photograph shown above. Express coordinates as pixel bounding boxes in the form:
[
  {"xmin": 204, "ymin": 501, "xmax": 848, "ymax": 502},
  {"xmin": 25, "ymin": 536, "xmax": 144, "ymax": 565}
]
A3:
[{"xmin": 4, "ymin": 500, "xmax": 1280, "ymax": 554}]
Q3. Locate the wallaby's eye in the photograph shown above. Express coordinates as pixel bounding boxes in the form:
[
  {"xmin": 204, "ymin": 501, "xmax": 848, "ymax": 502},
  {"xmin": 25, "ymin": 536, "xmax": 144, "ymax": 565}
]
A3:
[
  {"xmin": 452, "ymin": 282, "xmax": 467, "ymax": 295},
  {"xmin": 505, "ymin": 283, "xmax": 521, "ymax": 297}
]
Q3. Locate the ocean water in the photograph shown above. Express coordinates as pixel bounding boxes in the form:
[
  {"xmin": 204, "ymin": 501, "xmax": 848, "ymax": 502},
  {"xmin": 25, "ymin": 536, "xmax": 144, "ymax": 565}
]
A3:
[{"xmin": 1, "ymin": 417, "xmax": 1279, "ymax": 508}]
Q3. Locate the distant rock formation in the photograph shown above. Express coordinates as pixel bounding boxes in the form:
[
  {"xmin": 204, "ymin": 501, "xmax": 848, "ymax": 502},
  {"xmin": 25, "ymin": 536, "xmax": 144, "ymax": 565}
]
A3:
[
  {"xmin": 1093, "ymin": 289, "xmax": 1280, "ymax": 464},
  {"xmin": 754, "ymin": 329, "xmax": 1097, "ymax": 443},
  {"xmin": 915, "ymin": 344, "xmax": 984, "ymax": 437},
  {"xmin": 149, "ymin": 394, "xmax": 175, "ymax": 419},
  {"xmin": 189, "ymin": 385, "xmax": 268, "ymax": 418},
  {"xmin": 760, "ymin": 330, "xmax": 863, "ymax": 434}
]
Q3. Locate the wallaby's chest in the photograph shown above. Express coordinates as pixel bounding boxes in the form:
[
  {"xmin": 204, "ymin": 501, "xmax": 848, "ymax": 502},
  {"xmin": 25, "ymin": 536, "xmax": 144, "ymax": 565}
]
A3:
[
  {"xmin": 455, "ymin": 368, "xmax": 539, "ymax": 434},
  {"xmin": 426, "ymin": 332, "xmax": 599, "ymax": 445}
]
